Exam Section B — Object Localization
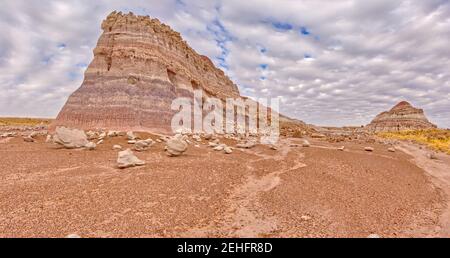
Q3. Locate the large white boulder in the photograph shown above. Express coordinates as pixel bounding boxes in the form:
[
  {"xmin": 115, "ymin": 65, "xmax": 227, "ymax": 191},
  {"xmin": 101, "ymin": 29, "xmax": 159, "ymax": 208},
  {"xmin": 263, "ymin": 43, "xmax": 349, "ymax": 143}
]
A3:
[
  {"xmin": 166, "ymin": 137, "xmax": 188, "ymax": 157},
  {"xmin": 53, "ymin": 127, "xmax": 89, "ymax": 149}
]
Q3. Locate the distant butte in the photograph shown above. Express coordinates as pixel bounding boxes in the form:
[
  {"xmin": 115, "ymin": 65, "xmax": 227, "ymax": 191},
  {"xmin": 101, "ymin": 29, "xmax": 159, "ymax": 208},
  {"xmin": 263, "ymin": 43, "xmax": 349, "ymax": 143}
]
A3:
[{"xmin": 366, "ymin": 101, "xmax": 437, "ymax": 132}]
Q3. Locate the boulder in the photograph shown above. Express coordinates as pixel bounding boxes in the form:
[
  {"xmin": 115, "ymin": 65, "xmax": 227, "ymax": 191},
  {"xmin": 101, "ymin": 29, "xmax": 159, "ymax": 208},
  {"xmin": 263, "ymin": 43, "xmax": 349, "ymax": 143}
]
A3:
[
  {"xmin": 53, "ymin": 127, "xmax": 89, "ymax": 149},
  {"xmin": 166, "ymin": 138, "xmax": 188, "ymax": 157},
  {"xmin": 117, "ymin": 149, "xmax": 145, "ymax": 169}
]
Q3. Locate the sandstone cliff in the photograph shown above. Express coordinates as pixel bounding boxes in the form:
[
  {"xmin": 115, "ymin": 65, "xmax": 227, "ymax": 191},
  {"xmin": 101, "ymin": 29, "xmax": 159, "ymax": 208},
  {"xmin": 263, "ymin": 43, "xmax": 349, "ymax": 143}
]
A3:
[
  {"xmin": 53, "ymin": 11, "xmax": 242, "ymax": 133},
  {"xmin": 366, "ymin": 101, "xmax": 437, "ymax": 132}
]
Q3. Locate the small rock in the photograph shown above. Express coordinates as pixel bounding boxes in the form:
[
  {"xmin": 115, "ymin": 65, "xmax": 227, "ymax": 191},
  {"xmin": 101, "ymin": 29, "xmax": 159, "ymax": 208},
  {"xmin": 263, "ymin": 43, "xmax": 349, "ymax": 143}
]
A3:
[
  {"xmin": 428, "ymin": 152, "xmax": 438, "ymax": 160},
  {"xmin": 113, "ymin": 145, "xmax": 123, "ymax": 150},
  {"xmin": 134, "ymin": 140, "xmax": 151, "ymax": 152},
  {"xmin": 108, "ymin": 131, "xmax": 119, "ymax": 137},
  {"xmin": 224, "ymin": 147, "xmax": 233, "ymax": 154},
  {"xmin": 97, "ymin": 139, "xmax": 104, "ymax": 145},
  {"xmin": 302, "ymin": 140, "xmax": 311, "ymax": 147},
  {"xmin": 311, "ymin": 133, "xmax": 326, "ymax": 139},
  {"xmin": 127, "ymin": 131, "xmax": 137, "ymax": 141},
  {"xmin": 117, "ymin": 149, "xmax": 145, "ymax": 169},
  {"xmin": 338, "ymin": 146, "xmax": 345, "ymax": 151},
  {"xmin": 23, "ymin": 136, "xmax": 35, "ymax": 143},
  {"xmin": 270, "ymin": 145, "xmax": 278, "ymax": 150},
  {"xmin": 364, "ymin": 147, "xmax": 374, "ymax": 152},
  {"xmin": 46, "ymin": 135, "xmax": 52, "ymax": 143},
  {"xmin": 66, "ymin": 234, "xmax": 82, "ymax": 239},
  {"xmin": 209, "ymin": 142, "xmax": 219, "ymax": 148},
  {"xmin": 388, "ymin": 148, "xmax": 396, "ymax": 153},
  {"xmin": 367, "ymin": 234, "xmax": 381, "ymax": 239},
  {"xmin": 301, "ymin": 215, "xmax": 312, "ymax": 221},
  {"xmin": 84, "ymin": 142, "xmax": 97, "ymax": 150},
  {"xmin": 128, "ymin": 140, "xmax": 137, "ymax": 145},
  {"xmin": 214, "ymin": 144, "xmax": 226, "ymax": 151},
  {"xmin": 98, "ymin": 132, "xmax": 107, "ymax": 139},
  {"xmin": 236, "ymin": 141, "xmax": 256, "ymax": 149}
]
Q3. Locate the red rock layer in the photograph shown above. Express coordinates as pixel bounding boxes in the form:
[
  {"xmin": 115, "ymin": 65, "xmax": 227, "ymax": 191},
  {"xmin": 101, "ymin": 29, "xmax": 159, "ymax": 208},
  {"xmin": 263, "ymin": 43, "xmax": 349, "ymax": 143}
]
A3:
[{"xmin": 52, "ymin": 11, "xmax": 241, "ymax": 133}]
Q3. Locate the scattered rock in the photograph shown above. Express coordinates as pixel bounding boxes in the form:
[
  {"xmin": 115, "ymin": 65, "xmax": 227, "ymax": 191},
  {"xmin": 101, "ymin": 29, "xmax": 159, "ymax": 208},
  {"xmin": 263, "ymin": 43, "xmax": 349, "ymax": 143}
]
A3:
[
  {"xmin": 364, "ymin": 147, "xmax": 374, "ymax": 152},
  {"xmin": 85, "ymin": 142, "xmax": 97, "ymax": 150},
  {"xmin": 134, "ymin": 140, "xmax": 152, "ymax": 152},
  {"xmin": 166, "ymin": 138, "xmax": 188, "ymax": 157},
  {"xmin": 113, "ymin": 145, "xmax": 123, "ymax": 150},
  {"xmin": 214, "ymin": 144, "xmax": 226, "ymax": 151},
  {"xmin": 108, "ymin": 131, "xmax": 119, "ymax": 137},
  {"xmin": 66, "ymin": 234, "xmax": 82, "ymax": 239},
  {"xmin": 128, "ymin": 140, "xmax": 137, "ymax": 145},
  {"xmin": 367, "ymin": 234, "xmax": 381, "ymax": 239},
  {"xmin": 224, "ymin": 146, "xmax": 233, "ymax": 154},
  {"xmin": 301, "ymin": 215, "xmax": 312, "ymax": 221},
  {"xmin": 236, "ymin": 141, "xmax": 256, "ymax": 149},
  {"xmin": 338, "ymin": 146, "xmax": 345, "ymax": 151},
  {"xmin": 98, "ymin": 132, "xmax": 107, "ymax": 139},
  {"xmin": 302, "ymin": 140, "xmax": 311, "ymax": 147},
  {"xmin": 204, "ymin": 134, "xmax": 213, "ymax": 140},
  {"xmin": 86, "ymin": 131, "xmax": 97, "ymax": 140},
  {"xmin": 97, "ymin": 139, "xmax": 104, "ymax": 145},
  {"xmin": 388, "ymin": 148, "xmax": 396, "ymax": 153},
  {"xmin": 53, "ymin": 127, "xmax": 89, "ymax": 149},
  {"xmin": 127, "ymin": 131, "xmax": 137, "ymax": 141},
  {"xmin": 270, "ymin": 145, "xmax": 278, "ymax": 150},
  {"xmin": 23, "ymin": 136, "xmax": 35, "ymax": 143},
  {"xmin": 311, "ymin": 133, "xmax": 326, "ymax": 139},
  {"xmin": 428, "ymin": 152, "xmax": 438, "ymax": 160},
  {"xmin": 117, "ymin": 149, "xmax": 145, "ymax": 169}
]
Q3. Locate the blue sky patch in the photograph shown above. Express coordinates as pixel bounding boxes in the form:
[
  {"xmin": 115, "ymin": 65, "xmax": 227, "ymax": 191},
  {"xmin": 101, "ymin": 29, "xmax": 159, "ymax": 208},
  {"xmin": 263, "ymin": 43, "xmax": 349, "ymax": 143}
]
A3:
[
  {"xmin": 260, "ymin": 64, "xmax": 268, "ymax": 70},
  {"xmin": 300, "ymin": 27, "xmax": 311, "ymax": 35},
  {"xmin": 272, "ymin": 22, "xmax": 293, "ymax": 31}
]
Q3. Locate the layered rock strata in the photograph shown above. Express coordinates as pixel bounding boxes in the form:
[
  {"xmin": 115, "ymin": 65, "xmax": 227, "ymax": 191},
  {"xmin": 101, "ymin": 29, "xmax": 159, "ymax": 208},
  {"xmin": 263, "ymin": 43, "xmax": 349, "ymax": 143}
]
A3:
[
  {"xmin": 53, "ymin": 11, "xmax": 241, "ymax": 133},
  {"xmin": 366, "ymin": 101, "xmax": 437, "ymax": 132}
]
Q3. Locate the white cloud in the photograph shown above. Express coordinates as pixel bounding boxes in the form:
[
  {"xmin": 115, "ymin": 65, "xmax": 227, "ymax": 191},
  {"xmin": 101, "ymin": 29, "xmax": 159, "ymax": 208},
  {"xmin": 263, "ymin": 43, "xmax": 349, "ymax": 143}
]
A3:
[{"xmin": 0, "ymin": 0, "xmax": 449, "ymax": 128}]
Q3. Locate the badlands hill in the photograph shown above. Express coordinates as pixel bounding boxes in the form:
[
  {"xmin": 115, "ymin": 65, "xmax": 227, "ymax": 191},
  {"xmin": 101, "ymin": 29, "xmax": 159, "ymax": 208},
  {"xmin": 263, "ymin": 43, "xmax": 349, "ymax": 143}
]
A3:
[
  {"xmin": 52, "ymin": 11, "xmax": 307, "ymax": 134},
  {"xmin": 366, "ymin": 101, "xmax": 437, "ymax": 132}
]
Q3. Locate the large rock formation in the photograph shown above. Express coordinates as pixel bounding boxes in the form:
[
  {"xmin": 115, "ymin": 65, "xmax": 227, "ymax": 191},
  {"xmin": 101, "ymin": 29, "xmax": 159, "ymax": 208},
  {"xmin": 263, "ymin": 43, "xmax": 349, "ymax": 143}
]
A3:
[
  {"xmin": 52, "ymin": 11, "xmax": 241, "ymax": 133},
  {"xmin": 366, "ymin": 101, "xmax": 437, "ymax": 132}
]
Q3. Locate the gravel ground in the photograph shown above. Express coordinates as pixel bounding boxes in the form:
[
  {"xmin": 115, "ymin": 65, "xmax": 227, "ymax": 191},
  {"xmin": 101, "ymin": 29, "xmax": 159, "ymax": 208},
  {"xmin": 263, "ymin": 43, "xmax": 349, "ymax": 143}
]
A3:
[{"xmin": 0, "ymin": 134, "xmax": 446, "ymax": 238}]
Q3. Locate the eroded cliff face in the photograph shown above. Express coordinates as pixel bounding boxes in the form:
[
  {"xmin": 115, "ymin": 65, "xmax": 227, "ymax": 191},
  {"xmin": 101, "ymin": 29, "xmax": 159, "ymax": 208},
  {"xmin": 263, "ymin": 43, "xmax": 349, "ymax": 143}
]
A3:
[
  {"xmin": 53, "ymin": 11, "xmax": 241, "ymax": 133},
  {"xmin": 367, "ymin": 101, "xmax": 437, "ymax": 132}
]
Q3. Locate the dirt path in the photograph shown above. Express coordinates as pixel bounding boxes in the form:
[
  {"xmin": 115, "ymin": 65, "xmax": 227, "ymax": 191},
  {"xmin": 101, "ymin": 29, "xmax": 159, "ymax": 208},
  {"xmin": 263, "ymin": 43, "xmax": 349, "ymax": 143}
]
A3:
[
  {"xmin": 397, "ymin": 143, "xmax": 450, "ymax": 237},
  {"xmin": 185, "ymin": 139, "xmax": 307, "ymax": 237}
]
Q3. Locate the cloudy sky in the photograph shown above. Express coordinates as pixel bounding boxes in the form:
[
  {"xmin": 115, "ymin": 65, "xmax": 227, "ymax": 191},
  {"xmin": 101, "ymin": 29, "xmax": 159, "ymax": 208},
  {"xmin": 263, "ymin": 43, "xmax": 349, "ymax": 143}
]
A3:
[{"xmin": 0, "ymin": 0, "xmax": 449, "ymax": 127}]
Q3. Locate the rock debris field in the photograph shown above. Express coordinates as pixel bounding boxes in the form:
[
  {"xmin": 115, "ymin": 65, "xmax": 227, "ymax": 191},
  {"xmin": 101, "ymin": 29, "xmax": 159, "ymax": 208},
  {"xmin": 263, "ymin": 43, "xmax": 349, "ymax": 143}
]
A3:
[{"xmin": 1, "ymin": 127, "xmax": 449, "ymax": 238}]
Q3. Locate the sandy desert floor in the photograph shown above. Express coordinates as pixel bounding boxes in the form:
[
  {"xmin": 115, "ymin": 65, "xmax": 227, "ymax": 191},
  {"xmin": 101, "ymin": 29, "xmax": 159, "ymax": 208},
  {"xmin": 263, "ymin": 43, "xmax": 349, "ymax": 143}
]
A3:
[{"xmin": 0, "ymin": 134, "xmax": 449, "ymax": 238}]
